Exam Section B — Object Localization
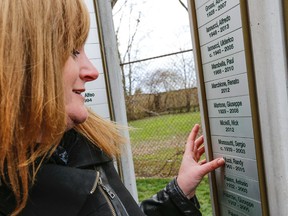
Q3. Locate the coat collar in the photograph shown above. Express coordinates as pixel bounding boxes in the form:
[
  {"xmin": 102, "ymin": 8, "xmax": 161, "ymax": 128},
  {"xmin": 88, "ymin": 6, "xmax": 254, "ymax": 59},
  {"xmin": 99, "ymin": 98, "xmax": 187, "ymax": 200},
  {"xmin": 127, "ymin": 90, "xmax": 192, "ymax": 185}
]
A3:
[{"xmin": 58, "ymin": 129, "xmax": 112, "ymax": 168}]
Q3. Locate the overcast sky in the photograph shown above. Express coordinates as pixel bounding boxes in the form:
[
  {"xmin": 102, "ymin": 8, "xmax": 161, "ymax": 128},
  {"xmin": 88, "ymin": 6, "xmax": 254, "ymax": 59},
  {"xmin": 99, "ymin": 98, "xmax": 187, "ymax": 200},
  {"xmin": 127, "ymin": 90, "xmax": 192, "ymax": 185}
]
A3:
[{"xmin": 112, "ymin": 0, "xmax": 193, "ymax": 62}]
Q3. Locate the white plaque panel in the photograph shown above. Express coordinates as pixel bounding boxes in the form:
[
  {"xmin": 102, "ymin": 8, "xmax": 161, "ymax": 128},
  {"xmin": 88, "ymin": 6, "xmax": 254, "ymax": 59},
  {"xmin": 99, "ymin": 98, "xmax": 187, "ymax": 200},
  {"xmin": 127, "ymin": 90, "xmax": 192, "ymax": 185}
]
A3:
[
  {"xmin": 90, "ymin": 59, "xmax": 104, "ymax": 74},
  {"xmin": 198, "ymin": 4, "xmax": 242, "ymax": 45},
  {"xmin": 215, "ymin": 171, "xmax": 261, "ymax": 201},
  {"xmin": 196, "ymin": 0, "xmax": 240, "ymax": 28},
  {"xmin": 89, "ymin": 104, "xmax": 110, "ymax": 119},
  {"xmin": 84, "ymin": 1, "xmax": 111, "ymax": 119},
  {"xmin": 214, "ymin": 153, "xmax": 258, "ymax": 180},
  {"xmin": 207, "ymin": 95, "xmax": 252, "ymax": 118},
  {"xmin": 201, "ymin": 28, "xmax": 245, "ymax": 64},
  {"xmin": 205, "ymin": 73, "xmax": 249, "ymax": 100},
  {"xmin": 84, "ymin": 89, "xmax": 108, "ymax": 106},
  {"xmin": 203, "ymin": 51, "xmax": 247, "ymax": 82},
  {"xmin": 85, "ymin": 44, "xmax": 101, "ymax": 59},
  {"xmin": 84, "ymin": 0, "xmax": 95, "ymax": 12},
  {"xmin": 87, "ymin": 29, "xmax": 100, "ymax": 44},
  {"xmin": 89, "ymin": 13, "xmax": 98, "ymax": 28},
  {"xmin": 211, "ymin": 136, "xmax": 256, "ymax": 159},
  {"xmin": 209, "ymin": 117, "xmax": 254, "ymax": 138},
  {"xmin": 86, "ymin": 74, "xmax": 106, "ymax": 90},
  {"xmin": 219, "ymin": 190, "xmax": 262, "ymax": 216},
  {"xmin": 220, "ymin": 205, "xmax": 248, "ymax": 216}
]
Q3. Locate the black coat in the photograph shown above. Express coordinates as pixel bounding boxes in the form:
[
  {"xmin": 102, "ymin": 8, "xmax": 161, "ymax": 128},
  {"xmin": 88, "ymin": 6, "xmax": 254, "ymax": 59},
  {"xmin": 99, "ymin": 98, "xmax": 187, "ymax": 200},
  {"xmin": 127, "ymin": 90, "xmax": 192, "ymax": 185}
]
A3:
[{"xmin": 0, "ymin": 130, "xmax": 201, "ymax": 216}]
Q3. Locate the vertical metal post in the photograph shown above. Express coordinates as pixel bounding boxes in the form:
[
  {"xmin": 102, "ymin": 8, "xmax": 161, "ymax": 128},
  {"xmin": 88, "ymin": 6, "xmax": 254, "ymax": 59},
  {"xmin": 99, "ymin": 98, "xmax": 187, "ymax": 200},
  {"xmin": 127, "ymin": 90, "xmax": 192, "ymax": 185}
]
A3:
[
  {"xmin": 247, "ymin": 0, "xmax": 288, "ymax": 215},
  {"xmin": 94, "ymin": 0, "xmax": 138, "ymax": 201}
]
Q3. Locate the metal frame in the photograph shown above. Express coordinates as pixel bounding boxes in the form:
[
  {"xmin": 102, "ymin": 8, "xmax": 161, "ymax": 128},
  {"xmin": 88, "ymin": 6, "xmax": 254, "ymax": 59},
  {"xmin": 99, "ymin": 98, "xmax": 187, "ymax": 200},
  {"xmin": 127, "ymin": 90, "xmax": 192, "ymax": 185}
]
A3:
[
  {"xmin": 188, "ymin": 0, "xmax": 268, "ymax": 215},
  {"xmin": 91, "ymin": 0, "xmax": 138, "ymax": 201}
]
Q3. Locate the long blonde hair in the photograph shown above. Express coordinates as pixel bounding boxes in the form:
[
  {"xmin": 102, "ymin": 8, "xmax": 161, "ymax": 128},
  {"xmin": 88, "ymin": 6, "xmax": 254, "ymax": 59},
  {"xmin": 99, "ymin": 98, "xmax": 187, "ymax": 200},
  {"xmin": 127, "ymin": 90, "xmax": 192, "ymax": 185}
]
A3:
[{"xmin": 0, "ymin": 0, "xmax": 123, "ymax": 215}]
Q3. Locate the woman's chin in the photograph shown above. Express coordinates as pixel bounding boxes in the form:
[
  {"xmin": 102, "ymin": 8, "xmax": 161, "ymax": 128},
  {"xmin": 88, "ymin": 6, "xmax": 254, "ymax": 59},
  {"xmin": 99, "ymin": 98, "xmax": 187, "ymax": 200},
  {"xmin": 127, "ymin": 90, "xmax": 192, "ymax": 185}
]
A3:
[{"xmin": 66, "ymin": 109, "xmax": 89, "ymax": 130}]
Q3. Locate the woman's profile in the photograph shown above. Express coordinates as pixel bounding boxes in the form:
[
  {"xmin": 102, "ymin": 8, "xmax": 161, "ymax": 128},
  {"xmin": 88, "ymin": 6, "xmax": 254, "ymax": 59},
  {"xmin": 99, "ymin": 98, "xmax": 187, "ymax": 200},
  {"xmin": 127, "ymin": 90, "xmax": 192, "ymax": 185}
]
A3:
[{"xmin": 0, "ymin": 0, "xmax": 224, "ymax": 215}]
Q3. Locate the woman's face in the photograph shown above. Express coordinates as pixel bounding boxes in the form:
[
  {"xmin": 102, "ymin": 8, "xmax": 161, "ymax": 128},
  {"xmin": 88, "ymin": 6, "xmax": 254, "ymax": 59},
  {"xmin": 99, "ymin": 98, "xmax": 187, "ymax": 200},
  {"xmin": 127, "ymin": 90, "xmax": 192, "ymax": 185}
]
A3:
[{"xmin": 63, "ymin": 47, "xmax": 99, "ymax": 129}]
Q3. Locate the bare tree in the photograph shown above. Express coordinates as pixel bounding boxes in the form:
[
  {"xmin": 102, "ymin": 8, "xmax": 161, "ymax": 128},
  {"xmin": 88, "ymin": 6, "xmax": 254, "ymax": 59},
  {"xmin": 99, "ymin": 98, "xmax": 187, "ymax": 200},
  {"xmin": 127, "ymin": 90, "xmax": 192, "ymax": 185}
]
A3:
[
  {"xmin": 171, "ymin": 50, "xmax": 196, "ymax": 112},
  {"xmin": 114, "ymin": 1, "xmax": 143, "ymax": 96},
  {"xmin": 111, "ymin": 0, "xmax": 118, "ymax": 8},
  {"xmin": 173, "ymin": 50, "xmax": 196, "ymax": 89},
  {"xmin": 144, "ymin": 70, "xmax": 183, "ymax": 94},
  {"xmin": 177, "ymin": 0, "xmax": 188, "ymax": 11}
]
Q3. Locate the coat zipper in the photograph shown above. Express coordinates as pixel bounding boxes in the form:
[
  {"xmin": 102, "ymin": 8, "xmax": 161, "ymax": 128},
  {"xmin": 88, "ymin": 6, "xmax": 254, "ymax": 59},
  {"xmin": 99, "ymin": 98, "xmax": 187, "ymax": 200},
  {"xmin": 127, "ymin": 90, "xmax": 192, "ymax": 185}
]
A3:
[{"xmin": 90, "ymin": 171, "xmax": 117, "ymax": 216}]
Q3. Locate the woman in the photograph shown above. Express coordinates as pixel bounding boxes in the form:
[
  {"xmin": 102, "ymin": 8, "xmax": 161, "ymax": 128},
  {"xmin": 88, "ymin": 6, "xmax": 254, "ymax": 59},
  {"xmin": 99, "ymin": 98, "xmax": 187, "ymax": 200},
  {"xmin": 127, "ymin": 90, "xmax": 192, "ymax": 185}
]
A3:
[{"xmin": 0, "ymin": 0, "xmax": 224, "ymax": 215}]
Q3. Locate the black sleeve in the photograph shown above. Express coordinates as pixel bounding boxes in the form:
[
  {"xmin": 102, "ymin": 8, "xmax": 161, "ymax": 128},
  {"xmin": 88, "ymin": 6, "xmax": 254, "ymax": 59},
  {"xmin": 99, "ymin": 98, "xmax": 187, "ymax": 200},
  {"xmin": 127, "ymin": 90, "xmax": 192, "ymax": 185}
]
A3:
[{"xmin": 139, "ymin": 179, "xmax": 202, "ymax": 216}]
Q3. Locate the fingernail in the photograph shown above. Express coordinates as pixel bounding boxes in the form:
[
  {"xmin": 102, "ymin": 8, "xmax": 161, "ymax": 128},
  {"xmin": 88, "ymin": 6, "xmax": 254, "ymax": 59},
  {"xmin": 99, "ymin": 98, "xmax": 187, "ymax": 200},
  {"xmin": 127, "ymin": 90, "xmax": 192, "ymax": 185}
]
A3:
[{"xmin": 217, "ymin": 158, "xmax": 225, "ymax": 165}]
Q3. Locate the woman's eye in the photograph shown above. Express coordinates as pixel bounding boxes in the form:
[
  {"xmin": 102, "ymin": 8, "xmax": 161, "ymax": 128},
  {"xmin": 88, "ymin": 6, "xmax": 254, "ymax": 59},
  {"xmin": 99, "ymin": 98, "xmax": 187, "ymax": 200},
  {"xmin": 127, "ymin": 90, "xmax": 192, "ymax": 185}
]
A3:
[{"xmin": 72, "ymin": 49, "xmax": 80, "ymax": 58}]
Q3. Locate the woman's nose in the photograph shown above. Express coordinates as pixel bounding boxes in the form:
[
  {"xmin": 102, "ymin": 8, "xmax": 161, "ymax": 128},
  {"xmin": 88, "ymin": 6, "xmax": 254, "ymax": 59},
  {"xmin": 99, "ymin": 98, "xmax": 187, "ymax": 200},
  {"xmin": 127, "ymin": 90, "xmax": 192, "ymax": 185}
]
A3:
[{"xmin": 79, "ymin": 52, "xmax": 99, "ymax": 82}]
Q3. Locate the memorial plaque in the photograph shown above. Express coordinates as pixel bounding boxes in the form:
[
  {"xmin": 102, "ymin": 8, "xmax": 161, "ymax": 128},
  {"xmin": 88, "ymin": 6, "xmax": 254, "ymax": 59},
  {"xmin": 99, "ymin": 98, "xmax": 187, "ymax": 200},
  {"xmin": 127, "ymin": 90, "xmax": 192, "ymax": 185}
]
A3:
[
  {"xmin": 219, "ymin": 190, "xmax": 262, "ymax": 215},
  {"xmin": 207, "ymin": 95, "xmax": 252, "ymax": 118},
  {"xmin": 84, "ymin": 89, "xmax": 108, "ymax": 106},
  {"xmin": 189, "ymin": 0, "xmax": 268, "ymax": 215},
  {"xmin": 210, "ymin": 117, "xmax": 254, "ymax": 138},
  {"xmin": 215, "ymin": 171, "xmax": 261, "ymax": 201},
  {"xmin": 203, "ymin": 51, "xmax": 247, "ymax": 82},
  {"xmin": 201, "ymin": 28, "xmax": 245, "ymax": 63},
  {"xmin": 205, "ymin": 73, "xmax": 249, "ymax": 100},
  {"xmin": 220, "ymin": 205, "xmax": 248, "ymax": 216},
  {"xmin": 211, "ymin": 135, "xmax": 256, "ymax": 159},
  {"xmin": 196, "ymin": 0, "xmax": 240, "ymax": 27},
  {"xmin": 214, "ymin": 153, "xmax": 258, "ymax": 180},
  {"xmin": 198, "ymin": 4, "xmax": 242, "ymax": 45}
]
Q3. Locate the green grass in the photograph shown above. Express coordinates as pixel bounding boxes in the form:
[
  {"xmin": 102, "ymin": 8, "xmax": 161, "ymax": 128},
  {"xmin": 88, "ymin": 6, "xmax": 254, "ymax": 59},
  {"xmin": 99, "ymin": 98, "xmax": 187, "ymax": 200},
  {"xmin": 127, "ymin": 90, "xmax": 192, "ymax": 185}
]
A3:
[
  {"xmin": 196, "ymin": 176, "xmax": 213, "ymax": 216},
  {"xmin": 136, "ymin": 176, "xmax": 212, "ymax": 215},
  {"xmin": 133, "ymin": 146, "xmax": 183, "ymax": 177},
  {"xmin": 128, "ymin": 112, "xmax": 201, "ymax": 142},
  {"xmin": 131, "ymin": 112, "xmax": 213, "ymax": 214},
  {"xmin": 137, "ymin": 178, "xmax": 171, "ymax": 201},
  {"xmin": 129, "ymin": 112, "xmax": 202, "ymax": 177},
  {"xmin": 134, "ymin": 145, "xmax": 182, "ymax": 160}
]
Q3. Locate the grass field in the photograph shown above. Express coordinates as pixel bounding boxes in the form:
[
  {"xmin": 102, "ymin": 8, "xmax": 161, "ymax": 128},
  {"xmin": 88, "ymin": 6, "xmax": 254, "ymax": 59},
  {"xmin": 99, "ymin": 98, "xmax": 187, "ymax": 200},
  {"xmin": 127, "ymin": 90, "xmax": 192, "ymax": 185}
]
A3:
[
  {"xmin": 129, "ymin": 112, "xmax": 202, "ymax": 143},
  {"xmin": 128, "ymin": 112, "xmax": 213, "ymax": 215},
  {"xmin": 129, "ymin": 112, "xmax": 202, "ymax": 177}
]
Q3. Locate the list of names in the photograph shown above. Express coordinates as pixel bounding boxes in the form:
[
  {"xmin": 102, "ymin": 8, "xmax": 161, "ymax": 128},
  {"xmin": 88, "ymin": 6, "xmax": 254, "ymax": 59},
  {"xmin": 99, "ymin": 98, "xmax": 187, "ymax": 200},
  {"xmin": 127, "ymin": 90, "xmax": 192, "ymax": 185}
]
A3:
[{"xmin": 194, "ymin": 0, "xmax": 262, "ymax": 215}]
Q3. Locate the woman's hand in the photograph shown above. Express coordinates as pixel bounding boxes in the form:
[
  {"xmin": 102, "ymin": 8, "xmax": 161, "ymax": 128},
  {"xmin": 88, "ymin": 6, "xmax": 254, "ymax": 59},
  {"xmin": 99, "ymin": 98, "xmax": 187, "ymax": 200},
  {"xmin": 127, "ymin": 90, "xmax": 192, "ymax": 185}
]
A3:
[{"xmin": 177, "ymin": 124, "xmax": 225, "ymax": 199}]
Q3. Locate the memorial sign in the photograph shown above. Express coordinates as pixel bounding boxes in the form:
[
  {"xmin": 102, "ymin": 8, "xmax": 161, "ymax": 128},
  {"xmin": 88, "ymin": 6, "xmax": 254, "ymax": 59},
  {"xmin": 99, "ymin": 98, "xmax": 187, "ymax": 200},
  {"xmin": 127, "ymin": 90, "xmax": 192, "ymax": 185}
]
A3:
[
  {"xmin": 83, "ymin": 0, "xmax": 112, "ymax": 119},
  {"xmin": 188, "ymin": 0, "xmax": 268, "ymax": 215}
]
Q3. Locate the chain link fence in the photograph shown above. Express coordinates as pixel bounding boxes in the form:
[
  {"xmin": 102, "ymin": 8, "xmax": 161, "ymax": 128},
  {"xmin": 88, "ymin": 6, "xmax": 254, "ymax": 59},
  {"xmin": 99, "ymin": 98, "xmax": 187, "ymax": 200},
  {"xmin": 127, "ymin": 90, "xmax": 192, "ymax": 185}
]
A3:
[{"xmin": 121, "ymin": 50, "xmax": 202, "ymax": 178}]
